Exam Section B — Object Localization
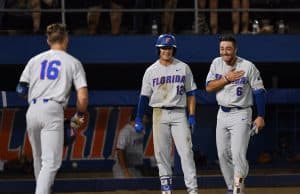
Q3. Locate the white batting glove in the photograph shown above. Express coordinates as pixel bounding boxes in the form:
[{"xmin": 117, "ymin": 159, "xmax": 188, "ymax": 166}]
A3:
[
  {"xmin": 250, "ymin": 124, "xmax": 259, "ymax": 136},
  {"xmin": 70, "ymin": 112, "xmax": 85, "ymax": 129}
]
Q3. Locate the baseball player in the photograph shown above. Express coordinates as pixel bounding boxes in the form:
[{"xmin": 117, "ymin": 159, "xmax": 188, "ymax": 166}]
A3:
[
  {"xmin": 134, "ymin": 34, "xmax": 198, "ymax": 194},
  {"xmin": 205, "ymin": 35, "xmax": 266, "ymax": 194},
  {"xmin": 16, "ymin": 23, "xmax": 88, "ymax": 194},
  {"xmin": 113, "ymin": 109, "xmax": 149, "ymax": 178}
]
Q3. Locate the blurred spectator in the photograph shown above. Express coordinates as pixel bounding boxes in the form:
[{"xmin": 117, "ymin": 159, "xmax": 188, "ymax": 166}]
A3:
[
  {"xmin": 110, "ymin": 0, "xmax": 144, "ymax": 35},
  {"xmin": 196, "ymin": 0, "xmax": 249, "ymax": 34},
  {"xmin": 66, "ymin": 0, "xmax": 103, "ymax": 35},
  {"xmin": 161, "ymin": 0, "xmax": 177, "ymax": 33},
  {"xmin": 132, "ymin": 0, "xmax": 146, "ymax": 34},
  {"xmin": 110, "ymin": 0, "xmax": 123, "ymax": 35},
  {"xmin": 2, "ymin": 0, "xmax": 39, "ymax": 33},
  {"xmin": 87, "ymin": 1, "xmax": 102, "ymax": 35},
  {"xmin": 1, "ymin": 0, "xmax": 57, "ymax": 33},
  {"xmin": 112, "ymin": 109, "xmax": 149, "ymax": 178},
  {"xmin": 197, "ymin": 0, "xmax": 218, "ymax": 34},
  {"xmin": 232, "ymin": 0, "xmax": 249, "ymax": 34},
  {"xmin": 0, "ymin": 159, "xmax": 5, "ymax": 172}
]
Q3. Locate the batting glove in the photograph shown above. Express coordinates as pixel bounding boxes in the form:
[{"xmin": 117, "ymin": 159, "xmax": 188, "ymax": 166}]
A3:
[
  {"xmin": 250, "ymin": 123, "xmax": 259, "ymax": 136},
  {"xmin": 188, "ymin": 115, "xmax": 196, "ymax": 134},
  {"xmin": 70, "ymin": 112, "xmax": 85, "ymax": 129},
  {"xmin": 134, "ymin": 117, "xmax": 144, "ymax": 133}
]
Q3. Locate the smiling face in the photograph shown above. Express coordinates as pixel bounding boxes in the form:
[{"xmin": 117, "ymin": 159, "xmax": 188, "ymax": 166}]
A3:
[
  {"xmin": 219, "ymin": 40, "xmax": 237, "ymax": 66},
  {"xmin": 159, "ymin": 46, "xmax": 174, "ymax": 64}
]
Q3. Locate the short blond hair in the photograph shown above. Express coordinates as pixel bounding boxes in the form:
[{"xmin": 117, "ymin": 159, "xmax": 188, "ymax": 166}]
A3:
[{"xmin": 46, "ymin": 23, "xmax": 68, "ymax": 44}]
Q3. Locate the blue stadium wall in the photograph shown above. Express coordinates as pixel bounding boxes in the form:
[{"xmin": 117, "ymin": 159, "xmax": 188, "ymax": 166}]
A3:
[{"xmin": 1, "ymin": 34, "xmax": 300, "ymax": 64}]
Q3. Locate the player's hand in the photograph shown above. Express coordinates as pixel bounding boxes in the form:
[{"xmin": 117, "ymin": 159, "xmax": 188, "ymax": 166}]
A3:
[
  {"xmin": 70, "ymin": 112, "xmax": 85, "ymax": 129},
  {"xmin": 225, "ymin": 68, "xmax": 245, "ymax": 82},
  {"xmin": 253, "ymin": 116, "xmax": 265, "ymax": 130},
  {"xmin": 188, "ymin": 115, "xmax": 196, "ymax": 134},
  {"xmin": 134, "ymin": 117, "xmax": 144, "ymax": 133}
]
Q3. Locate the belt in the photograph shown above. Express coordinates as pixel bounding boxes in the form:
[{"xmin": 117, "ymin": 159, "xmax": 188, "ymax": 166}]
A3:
[
  {"xmin": 159, "ymin": 107, "xmax": 185, "ymax": 110},
  {"xmin": 32, "ymin": 99, "xmax": 49, "ymax": 104},
  {"xmin": 220, "ymin": 106, "xmax": 247, "ymax": 112}
]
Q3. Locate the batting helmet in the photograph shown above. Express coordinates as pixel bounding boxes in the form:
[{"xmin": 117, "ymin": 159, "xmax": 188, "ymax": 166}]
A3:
[{"xmin": 155, "ymin": 34, "xmax": 177, "ymax": 48}]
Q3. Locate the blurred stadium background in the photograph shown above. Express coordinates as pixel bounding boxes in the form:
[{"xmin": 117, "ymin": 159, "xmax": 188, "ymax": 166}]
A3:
[{"xmin": 0, "ymin": 0, "xmax": 300, "ymax": 193}]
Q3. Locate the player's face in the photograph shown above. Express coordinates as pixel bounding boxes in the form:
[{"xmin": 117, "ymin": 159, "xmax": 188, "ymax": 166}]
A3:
[
  {"xmin": 220, "ymin": 41, "xmax": 237, "ymax": 64},
  {"xmin": 159, "ymin": 47, "xmax": 173, "ymax": 61}
]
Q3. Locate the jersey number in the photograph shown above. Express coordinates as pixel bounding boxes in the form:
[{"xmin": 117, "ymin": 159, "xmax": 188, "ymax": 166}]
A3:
[
  {"xmin": 236, "ymin": 86, "xmax": 243, "ymax": 96},
  {"xmin": 176, "ymin": 85, "xmax": 185, "ymax": 95},
  {"xmin": 40, "ymin": 60, "xmax": 61, "ymax": 80}
]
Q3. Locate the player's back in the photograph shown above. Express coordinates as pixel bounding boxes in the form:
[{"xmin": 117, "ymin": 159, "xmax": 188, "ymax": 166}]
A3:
[{"xmin": 22, "ymin": 49, "xmax": 84, "ymax": 105}]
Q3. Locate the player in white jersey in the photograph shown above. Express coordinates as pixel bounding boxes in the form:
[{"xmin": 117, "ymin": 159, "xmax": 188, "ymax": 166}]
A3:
[
  {"xmin": 134, "ymin": 34, "xmax": 198, "ymax": 194},
  {"xmin": 113, "ymin": 109, "xmax": 150, "ymax": 178},
  {"xmin": 16, "ymin": 23, "xmax": 88, "ymax": 194},
  {"xmin": 205, "ymin": 35, "xmax": 266, "ymax": 194}
]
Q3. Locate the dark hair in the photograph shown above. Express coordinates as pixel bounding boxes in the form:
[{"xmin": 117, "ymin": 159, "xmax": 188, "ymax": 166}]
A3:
[
  {"xmin": 219, "ymin": 35, "xmax": 237, "ymax": 48},
  {"xmin": 46, "ymin": 23, "xmax": 68, "ymax": 44}
]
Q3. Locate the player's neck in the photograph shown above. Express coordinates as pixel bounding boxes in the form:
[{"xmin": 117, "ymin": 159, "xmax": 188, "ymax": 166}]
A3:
[
  {"xmin": 159, "ymin": 58, "xmax": 173, "ymax": 66},
  {"xmin": 50, "ymin": 44, "xmax": 66, "ymax": 51},
  {"xmin": 226, "ymin": 56, "xmax": 237, "ymax": 66}
]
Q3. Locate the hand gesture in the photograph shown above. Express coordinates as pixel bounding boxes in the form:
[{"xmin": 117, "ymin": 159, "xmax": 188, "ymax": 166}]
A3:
[{"xmin": 225, "ymin": 68, "xmax": 245, "ymax": 82}]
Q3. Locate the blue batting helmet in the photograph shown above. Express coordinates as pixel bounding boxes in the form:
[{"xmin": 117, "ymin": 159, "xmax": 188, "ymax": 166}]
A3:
[{"xmin": 155, "ymin": 34, "xmax": 177, "ymax": 48}]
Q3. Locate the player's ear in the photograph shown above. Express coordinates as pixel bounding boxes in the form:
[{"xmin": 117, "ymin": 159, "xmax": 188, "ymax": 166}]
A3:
[{"xmin": 47, "ymin": 39, "xmax": 51, "ymax": 47}]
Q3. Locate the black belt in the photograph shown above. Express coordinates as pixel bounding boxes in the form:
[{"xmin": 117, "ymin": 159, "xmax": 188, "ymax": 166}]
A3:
[
  {"xmin": 159, "ymin": 107, "xmax": 185, "ymax": 110},
  {"xmin": 220, "ymin": 106, "xmax": 247, "ymax": 112}
]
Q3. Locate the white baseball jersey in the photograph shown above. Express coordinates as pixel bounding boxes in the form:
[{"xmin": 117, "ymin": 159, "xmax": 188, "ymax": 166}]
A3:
[
  {"xmin": 206, "ymin": 56, "xmax": 264, "ymax": 107},
  {"xmin": 19, "ymin": 49, "xmax": 87, "ymax": 106},
  {"xmin": 115, "ymin": 123, "xmax": 144, "ymax": 167},
  {"xmin": 141, "ymin": 58, "xmax": 197, "ymax": 108}
]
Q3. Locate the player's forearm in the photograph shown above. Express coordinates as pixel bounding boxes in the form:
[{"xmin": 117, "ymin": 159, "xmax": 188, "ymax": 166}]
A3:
[
  {"xmin": 187, "ymin": 95, "xmax": 196, "ymax": 115},
  {"xmin": 76, "ymin": 87, "xmax": 88, "ymax": 113},
  {"xmin": 206, "ymin": 77, "xmax": 229, "ymax": 92}
]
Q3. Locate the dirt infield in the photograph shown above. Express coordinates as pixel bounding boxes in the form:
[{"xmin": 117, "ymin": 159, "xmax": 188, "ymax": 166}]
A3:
[{"xmin": 59, "ymin": 187, "xmax": 300, "ymax": 194}]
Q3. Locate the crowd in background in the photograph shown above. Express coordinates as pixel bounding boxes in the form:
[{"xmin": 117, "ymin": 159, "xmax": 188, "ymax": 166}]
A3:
[{"xmin": 0, "ymin": 0, "xmax": 299, "ymax": 35}]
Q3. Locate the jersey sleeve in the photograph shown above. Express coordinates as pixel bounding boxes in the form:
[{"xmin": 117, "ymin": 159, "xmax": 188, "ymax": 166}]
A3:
[
  {"xmin": 248, "ymin": 63, "xmax": 264, "ymax": 90},
  {"xmin": 140, "ymin": 69, "xmax": 152, "ymax": 96},
  {"xmin": 19, "ymin": 58, "xmax": 33, "ymax": 83},
  {"xmin": 185, "ymin": 65, "xmax": 197, "ymax": 92},
  {"xmin": 205, "ymin": 60, "xmax": 217, "ymax": 85},
  {"xmin": 73, "ymin": 61, "xmax": 88, "ymax": 90}
]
